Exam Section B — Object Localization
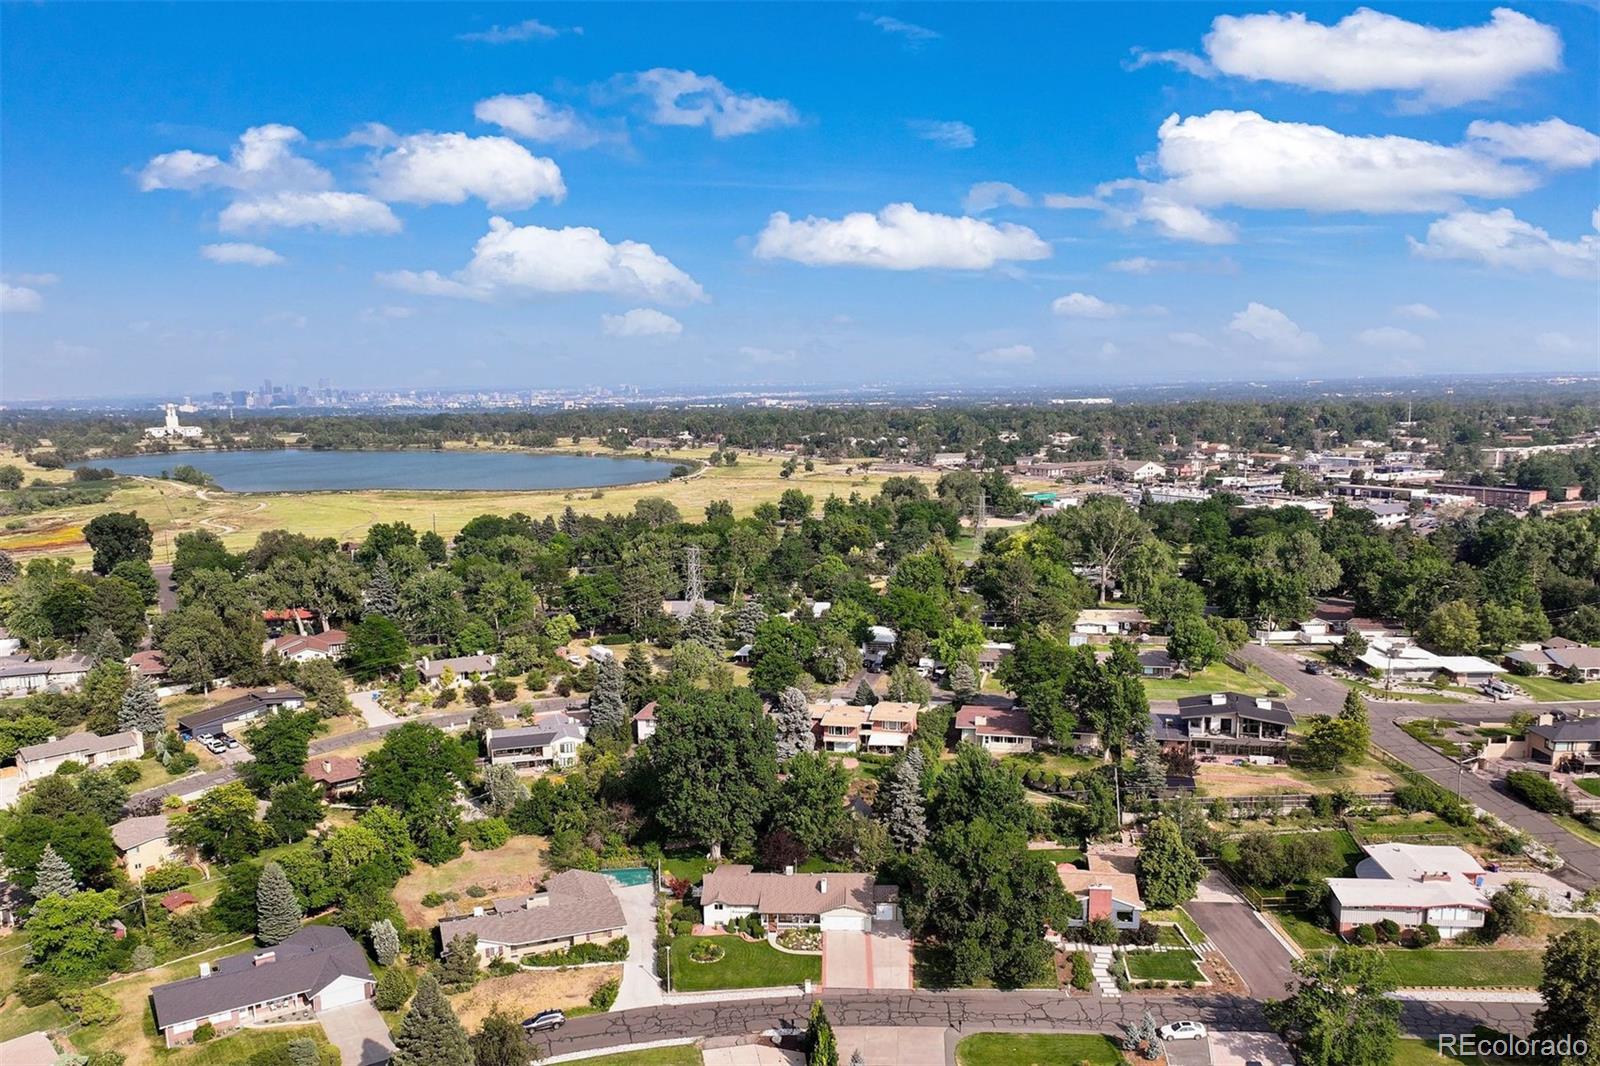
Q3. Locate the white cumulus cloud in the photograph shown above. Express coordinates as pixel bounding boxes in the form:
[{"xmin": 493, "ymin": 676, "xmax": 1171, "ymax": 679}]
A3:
[
  {"xmin": 753, "ymin": 202, "xmax": 1050, "ymax": 271},
  {"xmin": 366, "ymin": 132, "xmax": 564, "ymax": 209},
  {"xmin": 200, "ymin": 242, "xmax": 284, "ymax": 266},
  {"xmin": 1393, "ymin": 303, "xmax": 1440, "ymax": 320},
  {"xmin": 457, "ymin": 19, "xmax": 567, "ymax": 43},
  {"xmin": 861, "ymin": 13, "xmax": 940, "ymax": 45},
  {"xmin": 1150, "ymin": 7, "xmax": 1562, "ymax": 108},
  {"xmin": 1229, "ymin": 302, "xmax": 1321, "ymax": 355},
  {"xmin": 1357, "ymin": 326, "xmax": 1426, "ymax": 351},
  {"xmin": 1409, "ymin": 207, "xmax": 1598, "ymax": 279},
  {"xmin": 139, "ymin": 124, "xmax": 331, "ymax": 193},
  {"xmin": 978, "ymin": 344, "xmax": 1036, "ymax": 365},
  {"xmin": 1466, "ymin": 118, "xmax": 1600, "ymax": 170},
  {"xmin": 627, "ymin": 69, "xmax": 798, "ymax": 138},
  {"xmin": 1, "ymin": 282, "xmax": 43, "ymax": 313},
  {"xmin": 379, "ymin": 216, "xmax": 706, "ymax": 304},
  {"xmin": 474, "ymin": 93, "xmax": 600, "ymax": 147},
  {"xmin": 602, "ymin": 308, "xmax": 683, "ymax": 338},
  {"xmin": 964, "ymin": 182, "xmax": 1031, "ymax": 214},
  {"xmin": 220, "ymin": 191, "xmax": 401, "ymax": 235},
  {"xmin": 1052, "ymin": 292, "xmax": 1126, "ymax": 318},
  {"xmin": 909, "ymin": 120, "xmax": 975, "ymax": 149}
]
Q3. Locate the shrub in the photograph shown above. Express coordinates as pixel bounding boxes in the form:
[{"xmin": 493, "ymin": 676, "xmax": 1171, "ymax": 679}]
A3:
[
  {"xmin": 374, "ymin": 967, "xmax": 415, "ymax": 1011},
  {"xmin": 60, "ymin": 988, "xmax": 119, "ymax": 1026},
  {"xmin": 420, "ymin": 892, "xmax": 446, "ymax": 908},
  {"xmin": 464, "ymin": 818, "xmax": 512, "ymax": 851},
  {"xmin": 1120, "ymin": 924, "xmax": 1159, "ymax": 947},
  {"xmin": 487, "ymin": 958, "xmax": 519, "ymax": 977},
  {"xmin": 1354, "ymin": 924, "xmax": 1378, "ymax": 945},
  {"xmin": 1377, "ymin": 919, "xmax": 1401, "ymax": 943},
  {"xmin": 466, "ymin": 683, "xmax": 492, "ymax": 708},
  {"xmin": 112, "ymin": 763, "xmax": 144, "ymax": 785},
  {"xmin": 739, "ymin": 913, "xmax": 765, "ymax": 939},
  {"xmin": 589, "ymin": 979, "xmax": 619, "ymax": 1012},
  {"xmin": 17, "ymin": 973, "xmax": 57, "ymax": 1006},
  {"xmin": 491, "ymin": 680, "xmax": 518, "ymax": 703},
  {"xmin": 1414, "ymin": 923, "xmax": 1441, "ymax": 947},
  {"xmin": 520, "ymin": 937, "xmax": 630, "ymax": 967},
  {"xmin": 1084, "ymin": 917, "xmax": 1120, "ymax": 945},
  {"xmin": 1505, "ymin": 770, "xmax": 1573, "ymax": 815},
  {"xmin": 194, "ymin": 1023, "xmax": 216, "ymax": 1043},
  {"xmin": 465, "ymin": 884, "xmax": 489, "ymax": 898},
  {"xmin": 141, "ymin": 864, "xmax": 197, "ymax": 894},
  {"xmin": 1070, "ymin": 951, "xmax": 1094, "ymax": 991}
]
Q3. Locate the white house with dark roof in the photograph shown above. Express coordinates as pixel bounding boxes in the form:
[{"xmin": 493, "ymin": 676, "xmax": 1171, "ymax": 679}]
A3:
[
  {"xmin": 416, "ymin": 652, "xmax": 498, "ymax": 684},
  {"xmin": 1507, "ymin": 638, "xmax": 1600, "ymax": 681},
  {"xmin": 1326, "ymin": 843, "xmax": 1490, "ymax": 940},
  {"xmin": 1156, "ymin": 692, "xmax": 1295, "ymax": 759},
  {"xmin": 436, "ymin": 870, "xmax": 626, "ymax": 965},
  {"xmin": 0, "ymin": 653, "xmax": 93, "ymax": 696},
  {"xmin": 17, "ymin": 729, "xmax": 144, "ymax": 783},
  {"xmin": 484, "ymin": 714, "xmax": 585, "ymax": 773},
  {"xmin": 148, "ymin": 926, "xmax": 377, "ymax": 1047}
]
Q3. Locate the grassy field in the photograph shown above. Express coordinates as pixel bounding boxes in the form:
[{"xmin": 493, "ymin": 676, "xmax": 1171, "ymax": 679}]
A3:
[
  {"xmin": 0, "ymin": 445, "xmax": 938, "ymax": 564},
  {"xmin": 1510, "ymin": 675, "xmax": 1600, "ymax": 702},
  {"xmin": 1276, "ymin": 911, "xmax": 1343, "ymax": 951},
  {"xmin": 1347, "ymin": 811, "xmax": 1486, "ymax": 845},
  {"xmin": 1145, "ymin": 660, "xmax": 1274, "ymax": 699},
  {"xmin": 449, "ymin": 965, "xmax": 620, "ymax": 1030},
  {"xmin": 668, "ymin": 934, "xmax": 821, "ymax": 992},
  {"xmin": 1577, "ymin": 778, "xmax": 1600, "ymax": 798},
  {"xmin": 1395, "ymin": 1035, "xmax": 1529, "ymax": 1065},
  {"xmin": 1197, "ymin": 756, "xmax": 1401, "ymax": 797},
  {"xmin": 1143, "ymin": 907, "xmax": 1206, "ymax": 946},
  {"xmin": 392, "ymin": 834, "xmax": 547, "ymax": 927},
  {"xmin": 1377, "ymin": 947, "xmax": 1544, "ymax": 988},
  {"xmin": 1123, "ymin": 948, "xmax": 1204, "ymax": 982},
  {"xmin": 955, "ymin": 1033, "xmax": 1124, "ymax": 1066},
  {"xmin": 569, "ymin": 1050, "xmax": 704, "ymax": 1066}
]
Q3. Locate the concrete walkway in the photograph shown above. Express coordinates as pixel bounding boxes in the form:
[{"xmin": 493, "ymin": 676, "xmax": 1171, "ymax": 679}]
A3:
[{"xmin": 613, "ymin": 882, "xmax": 664, "ymax": 1010}]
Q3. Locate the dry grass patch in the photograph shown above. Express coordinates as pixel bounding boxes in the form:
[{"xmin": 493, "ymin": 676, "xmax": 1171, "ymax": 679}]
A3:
[
  {"xmin": 450, "ymin": 965, "xmax": 620, "ymax": 1030},
  {"xmin": 1196, "ymin": 756, "xmax": 1401, "ymax": 797},
  {"xmin": 393, "ymin": 835, "xmax": 547, "ymax": 927}
]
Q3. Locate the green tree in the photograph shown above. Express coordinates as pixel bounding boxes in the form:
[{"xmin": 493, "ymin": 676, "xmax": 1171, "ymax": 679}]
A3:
[
  {"xmin": 83, "ymin": 512, "xmax": 153, "ymax": 575},
  {"xmin": 391, "ymin": 974, "xmax": 474, "ymax": 1066},
  {"xmin": 1135, "ymin": 815, "xmax": 1206, "ymax": 908},
  {"xmin": 363, "ymin": 722, "xmax": 475, "ymax": 815},
  {"xmin": 771, "ymin": 751, "xmax": 849, "ymax": 854},
  {"xmin": 1419, "ymin": 599, "xmax": 1481, "ymax": 655},
  {"xmin": 370, "ymin": 918, "xmax": 401, "ymax": 967},
  {"xmin": 24, "ymin": 888, "xmax": 120, "ymax": 981},
  {"xmin": 365, "ymin": 556, "xmax": 401, "ymax": 619},
  {"xmin": 807, "ymin": 999, "xmax": 838, "ymax": 1066},
  {"xmin": 588, "ymin": 655, "xmax": 626, "ymax": 742},
  {"xmin": 929, "ymin": 744, "xmax": 1026, "ymax": 831},
  {"xmin": 482, "ymin": 764, "xmax": 525, "ymax": 816},
  {"xmin": 256, "ymin": 860, "xmax": 303, "ymax": 945},
  {"xmin": 1338, "ymin": 690, "xmax": 1371, "ymax": 761},
  {"xmin": 649, "ymin": 688, "xmax": 776, "ymax": 859},
  {"xmin": 1483, "ymin": 880, "xmax": 1538, "ymax": 941},
  {"xmin": 1167, "ymin": 615, "xmax": 1220, "ymax": 675},
  {"xmin": 1266, "ymin": 947, "xmax": 1399, "ymax": 1066},
  {"xmin": 33, "ymin": 843, "xmax": 79, "ymax": 898},
  {"xmin": 242, "ymin": 709, "xmax": 320, "ymax": 796},
  {"xmin": 172, "ymin": 781, "xmax": 265, "ymax": 863},
  {"xmin": 345, "ymin": 614, "xmax": 409, "ymax": 681},
  {"xmin": 1057, "ymin": 495, "xmax": 1150, "ymax": 604},
  {"xmin": 86, "ymin": 577, "xmax": 149, "ymax": 651},
  {"xmin": 118, "ymin": 675, "xmax": 164, "ymax": 735},
  {"xmin": 265, "ymin": 777, "xmax": 326, "ymax": 844},
  {"xmin": 472, "ymin": 1009, "xmax": 533, "ymax": 1066},
  {"xmin": 1533, "ymin": 924, "xmax": 1600, "ymax": 1061},
  {"xmin": 773, "ymin": 685, "xmax": 813, "ymax": 761},
  {"xmin": 298, "ymin": 658, "xmax": 353, "ymax": 717},
  {"xmin": 876, "ymin": 748, "xmax": 928, "ymax": 851}
]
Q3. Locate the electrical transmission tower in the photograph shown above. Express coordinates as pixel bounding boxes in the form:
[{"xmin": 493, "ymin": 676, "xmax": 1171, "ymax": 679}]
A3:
[
  {"xmin": 974, "ymin": 491, "xmax": 987, "ymax": 543},
  {"xmin": 684, "ymin": 545, "xmax": 704, "ymax": 604}
]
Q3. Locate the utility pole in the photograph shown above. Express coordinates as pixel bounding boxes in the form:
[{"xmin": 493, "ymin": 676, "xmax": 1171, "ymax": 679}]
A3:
[{"xmin": 974, "ymin": 490, "xmax": 986, "ymax": 544}]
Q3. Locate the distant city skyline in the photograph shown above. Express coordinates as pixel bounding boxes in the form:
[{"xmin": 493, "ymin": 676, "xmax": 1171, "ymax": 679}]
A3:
[{"xmin": 2, "ymin": 2, "xmax": 1597, "ymax": 400}]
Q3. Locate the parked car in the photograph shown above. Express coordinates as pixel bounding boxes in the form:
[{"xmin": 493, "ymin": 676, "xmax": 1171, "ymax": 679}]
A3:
[
  {"xmin": 223, "ymin": 735, "xmax": 239, "ymax": 749},
  {"xmin": 522, "ymin": 1010, "xmax": 565, "ymax": 1032},
  {"xmin": 1159, "ymin": 1020, "xmax": 1207, "ymax": 1042},
  {"xmin": 1304, "ymin": 661, "xmax": 1325, "ymax": 675}
]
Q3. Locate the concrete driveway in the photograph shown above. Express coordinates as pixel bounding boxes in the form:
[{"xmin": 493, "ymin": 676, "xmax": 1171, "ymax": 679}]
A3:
[
  {"xmin": 823, "ymin": 931, "xmax": 869, "ymax": 989},
  {"xmin": 612, "ymin": 881, "xmax": 663, "ymax": 1009},
  {"xmin": 1184, "ymin": 875, "xmax": 1296, "ymax": 1001},
  {"xmin": 1164, "ymin": 1034, "xmax": 1213, "ymax": 1066},
  {"xmin": 835, "ymin": 1026, "xmax": 948, "ymax": 1065},
  {"xmin": 1209, "ymin": 1031, "xmax": 1295, "ymax": 1066},
  {"xmin": 869, "ymin": 921, "xmax": 912, "ymax": 990},
  {"xmin": 318, "ymin": 1001, "xmax": 395, "ymax": 1066}
]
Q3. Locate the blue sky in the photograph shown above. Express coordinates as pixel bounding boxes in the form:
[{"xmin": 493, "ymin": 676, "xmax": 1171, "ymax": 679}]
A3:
[{"xmin": 2, "ymin": 2, "xmax": 1596, "ymax": 400}]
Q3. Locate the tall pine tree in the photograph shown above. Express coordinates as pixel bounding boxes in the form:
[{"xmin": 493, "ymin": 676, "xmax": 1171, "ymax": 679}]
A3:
[
  {"xmin": 774, "ymin": 686, "xmax": 813, "ymax": 761},
  {"xmin": 623, "ymin": 642, "xmax": 654, "ymax": 711},
  {"xmin": 33, "ymin": 845, "xmax": 79, "ymax": 898},
  {"xmin": 255, "ymin": 860, "xmax": 303, "ymax": 945},
  {"xmin": 682, "ymin": 604, "xmax": 721, "ymax": 650},
  {"xmin": 876, "ymin": 749, "xmax": 928, "ymax": 851},
  {"xmin": 588, "ymin": 655, "xmax": 627, "ymax": 741},
  {"xmin": 370, "ymin": 918, "xmax": 401, "ymax": 967},
  {"xmin": 391, "ymin": 974, "xmax": 474, "ymax": 1066},
  {"xmin": 365, "ymin": 556, "xmax": 401, "ymax": 619},
  {"xmin": 119, "ymin": 674, "xmax": 164, "ymax": 735}
]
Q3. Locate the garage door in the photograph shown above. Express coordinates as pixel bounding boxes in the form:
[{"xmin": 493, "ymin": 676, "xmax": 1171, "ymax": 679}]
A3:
[
  {"xmin": 317, "ymin": 975, "xmax": 370, "ymax": 1010},
  {"xmin": 821, "ymin": 911, "xmax": 871, "ymax": 932}
]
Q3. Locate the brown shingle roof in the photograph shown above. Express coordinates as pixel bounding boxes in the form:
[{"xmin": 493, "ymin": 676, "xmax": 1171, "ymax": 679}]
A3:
[
  {"xmin": 699, "ymin": 866, "xmax": 879, "ymax": 917},
  {"xmin": 436, "ymin": 870, "xmax": 625, "ymax": 950}
]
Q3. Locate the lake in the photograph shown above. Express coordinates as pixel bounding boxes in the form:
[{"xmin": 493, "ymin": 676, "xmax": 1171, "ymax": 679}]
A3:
[{"xmin": 79, "ymin": 449, "xmax": 677, "ymax": 492}]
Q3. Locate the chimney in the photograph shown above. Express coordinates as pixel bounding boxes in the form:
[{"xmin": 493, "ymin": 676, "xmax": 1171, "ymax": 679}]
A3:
[
  {"xmin": 199, "ymin": 962, "xmax": 211, "ymax": 978},
  {"xmin": 253, "ymin": 951, "xmax": 275, "ymax": 966},
  {"xmin": 1086, "ymin": 885, "xmax": 1114, "ymax": 922},
  {"xmin": 321, "ymin": 759, "xmax": 332, "ymax": 774},
  {"xmin": 472, "ymin": 906, "xmax": 485, "ymax": 917},
  {"xmin": 784, "ymin": 865, "xmax": 795, "ymax": 877},
  {"xmin": 1255, "ymin": 697, "xmax": 1273, "ymax": 710},
  {"xmin": 818, "ymin": 878, "xmax": 827, "ymax": 893}
]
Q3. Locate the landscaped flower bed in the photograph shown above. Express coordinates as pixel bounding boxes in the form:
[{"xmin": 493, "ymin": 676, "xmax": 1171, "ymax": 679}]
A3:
[
  {"xmin": 776, "ymin": 927, "xmax": 822, "ymax": 952},
  {"xmin": 688, "ymin": 940, "xmax": 726, "ymax": 963}
]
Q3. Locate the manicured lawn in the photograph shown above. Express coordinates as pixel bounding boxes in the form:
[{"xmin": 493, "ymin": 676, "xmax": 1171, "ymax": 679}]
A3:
[
  {"xmin": 569, "ymin": 1050, "xmax": 703, "ymax": 1066},
  {"xmin": 1003, "ymin": 752, "xmax": 1107, "ymax": 779},
  {"xmin": 1576, "ymin": 777, "xmax": 1600, "ymax": 798},
  {"xmin": 1348, "ymin": 812, "xmax": 1486, "ymax": 845},
  {"xmin": 1507, "ymin": 674, "xmax": 1600, "ymax": 702},
  {"xmin": 1028, "ymin": 847, "xmax": 1085, "ymax": 867},
  {"xmin": 1395, "ymin": 1033, "xmax": 1530, "ymax": 1065},
  {"xmin": 956, "ymin": 1033, "xmax": 1124, "ymax": 1066},
  {"xmin": 1145, "ymin": 660, "xmax": 1273, "ymax": 699},
  {"xmin": 668, "ymin": 935, "xmax": 820, "ymax": 992},
  {"xmin": 160, "ymin": 1026, "xmax": 340, "ymax": 1066},
  {"xmin": 1143, "ymin": 907, "xmax": 1206, "ymax": 946},
  {"xmin": 1276, "ymin": 911, "xmax": 1342, "ymax": 951},
  {"xmin": 661, "ymin": 851, "xmax": 714, "ymax": 884},
  {"xmin": 1124, "ymin": 948, "xmax": 1204, "ymax": 982},
  {"xmin": 1554, "ymin": 814, "xmax": 1600, "ymax": 848},
  {"xmin": 1377, "ymin": 947, "xmax": 1544, "ymax": 988},
  {"xmin": 1399, "ymin": 718, "xmax": 1467, "ymax": 757}
]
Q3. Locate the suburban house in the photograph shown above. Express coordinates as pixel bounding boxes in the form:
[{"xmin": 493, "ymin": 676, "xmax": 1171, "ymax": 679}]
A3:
[
  {"xmin": 633, "ymin": 701, "xmax": 658, "ymax": 742},
  {"xmin": 416, "ymin": 653, "xmax": 498, "ymax": 684},
  {"xmin": 861, "ymin": 625, "xmax": 897, "ymax": 668},
  {"xmin": 1527, "ymin": 718, "xmax": 1600, "ymax": 771},
  {"xmin": 698, "ymin": 866, "xmax": 899, "ymax": 932},
  {"xmin": 111, "ymin": 813, "xmax": 178, "ymax": 882},
  {"xmin": 976, "ymin": 641, "xmax": 1014, "ymax": 672},
  {"xmin": 0, "ymin": 1032, "xmax": 60, "ymax": 1066},
  {"xmin": 267, "ymin": 629, "xmax": 347, "ymax": 662},
  {"xmin": 260, "ymin": 608, "xmax": 317, "ymax": 636},
  {"xmin": 1156, "ymin": 692, "xmax": 1295, "ymax": 759},
  {"xmin": 17, "ymin": 729, "xmax": 144, "ymax": 784},
  {"xmin": 1137, "ymin": 648, "xmax": 1176, "ymax": 679},
  {"xmin": 0, "ymin": 653, "xmax": 94, "ymax": 696},
  {"xmin": 304, "ymin": 755, "xmax": 364, "ymax": 798},
  {"xmin": 1116, "ymin": 460, "xmax": 1166, "ymax": 482},
  {"xmin": 954, "ymin": 698, "xmax": 1036, "ymax": 754},
  {"xmin": 1507, "ymin": 638, "xmax": 1600, "ymax": 680},
  {"xmin": 1056, "ymin": 848, "xmax": 1144, "ymax": 933},
  {"xmin": 436, "ymin": 870, "xmax": 626, "ymax": 966},
  {"xmin": 126, "ymin": 649, "xmax": 185, "ymax": 698},
  {"xmin": 1359, "ymin": 638, "xmax": 1505, "ymax": 685},
  {"xmin": 0, "ymin": 879, "xmax": 28, "ymax": 928},
  {"xmin": 0, "ymin": 627, "xmax": 20, "ymax": 656},
  {"xmin": 1325, "ymin": 843, "xmax": 1490, "ymax": 940},
  {"xmin": 177, "ymin": 687, "xmax": 305, "ymax": 741},
  {"xmin": 807, "ymin": 701, "xmax": 921, "ymax": 754},
  {"xmin": 148, "ymin": 926, "xmax": 376, "ymax": 1047},
  {"xmin": 1071, "ymin": 608, "xmax": 1148, "ymax": 640},
  {"xmin": 661, "ymin": 597, "xmax": 719, "ymax": 621},
  {"xmin": 483, "ymin": 714, "xmax": 586, "ymax": 773}
]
